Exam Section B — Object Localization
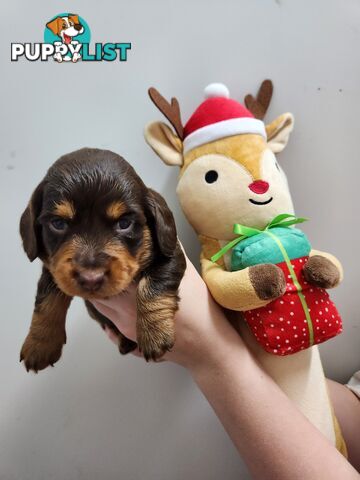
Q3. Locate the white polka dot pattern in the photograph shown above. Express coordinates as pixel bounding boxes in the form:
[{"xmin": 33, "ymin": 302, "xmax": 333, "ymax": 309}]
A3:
[{"xmin": 245, "ymin": 256, "xmax": 343, "ymax": 355}]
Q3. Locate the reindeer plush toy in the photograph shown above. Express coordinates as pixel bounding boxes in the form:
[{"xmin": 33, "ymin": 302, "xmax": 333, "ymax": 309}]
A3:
[{"xmin": 145, "ymin": 80, "xmax": 346, "ymax": 454}]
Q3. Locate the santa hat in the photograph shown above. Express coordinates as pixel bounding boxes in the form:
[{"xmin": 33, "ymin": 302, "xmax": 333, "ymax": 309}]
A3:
[{"xmin": 183, "ymin": 83, "xmax": 267, "ymax": 154}]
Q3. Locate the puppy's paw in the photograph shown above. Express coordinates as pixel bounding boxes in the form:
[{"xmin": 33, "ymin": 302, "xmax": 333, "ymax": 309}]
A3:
[
  {"xmin": 137, "ymin": 323, "xmax": 175, "ymax": 362},
  {"xmin": 20, "ymin": 333, "xmax": 65, "ymax": 373},
  {"xmin": 72, "ymin": 52, "xmax": 81, "ymax": 63},
  {"xmin": 53, "ymin": 52, "xmax": 63, "ymax": 63},
  {"xmin": 136, "ymin": 290, "xmax": 178, "ymax": 361}
]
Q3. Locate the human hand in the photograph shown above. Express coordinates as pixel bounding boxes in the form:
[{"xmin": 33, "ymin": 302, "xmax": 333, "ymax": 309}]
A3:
[{"xmin": 91, "ymin": 252, "xmax": 243, "ymax": 369}]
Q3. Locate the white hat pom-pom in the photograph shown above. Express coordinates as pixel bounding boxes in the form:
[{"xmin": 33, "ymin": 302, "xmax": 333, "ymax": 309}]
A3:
[{"xmin": 204, "ymin": 83, "xmax": 230, "ymax": 99}]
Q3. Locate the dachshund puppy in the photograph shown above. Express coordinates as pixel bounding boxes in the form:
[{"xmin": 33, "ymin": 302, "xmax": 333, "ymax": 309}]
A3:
[{"xmin": 19, "ymin": 148, "xmax": 186, "ymax": 372}]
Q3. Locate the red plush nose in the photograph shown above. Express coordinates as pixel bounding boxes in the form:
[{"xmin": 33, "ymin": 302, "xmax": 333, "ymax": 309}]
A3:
[{"xmin": 248, "ymin": 180, "xmax": 269, "ymax": 194}]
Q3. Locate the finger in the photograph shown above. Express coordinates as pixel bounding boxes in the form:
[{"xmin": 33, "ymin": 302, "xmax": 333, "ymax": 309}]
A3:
[
  {"xmin": 92, "ymin": 284, "xmax": 137, "ymax": 310},
  {"xmin": 91, "ymin": 301, "xmax": 119, "ymax": 323},
  {"xmin": 104, "ymin": 326, "xmax": 119, "ymax": 345},
  {"xmin": 131, "ymin": 347, "xmax": 143, "ymax": 358},
  {"xmin": 91, "ymin": 299, "xmax": 137, "ymax": 340},
  {"xmin": 92, "ymin": 286, "xmax": 136, "ymax": 314}
]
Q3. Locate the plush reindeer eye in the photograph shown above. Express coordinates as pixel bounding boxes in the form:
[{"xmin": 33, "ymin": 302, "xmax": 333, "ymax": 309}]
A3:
[
  {"xmin": 205, "ymin": 170, "xmax": 218, "ymax": 183},
  {"xmin": 50, "ymin": 218, "xmax": 68, "ymax": 232},
  {"xmin": 117, "ymin": 217, "xmax": 132, "ymax": 230}
]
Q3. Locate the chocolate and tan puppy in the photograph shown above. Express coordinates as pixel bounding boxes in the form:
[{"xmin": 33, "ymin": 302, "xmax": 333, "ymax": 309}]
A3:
[{"xmin": 19, "ymin": 148, "xmax": 186, "ymax": 372}]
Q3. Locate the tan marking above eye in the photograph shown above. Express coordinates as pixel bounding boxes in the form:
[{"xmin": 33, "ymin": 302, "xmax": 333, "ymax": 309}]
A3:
[
  {"xmin": 106, "ymin": 201, "xmax": 127, "ymax": 220},
  {"xmin": 53, "ymin": 201, "xmax": 75, "ymax": 220}
]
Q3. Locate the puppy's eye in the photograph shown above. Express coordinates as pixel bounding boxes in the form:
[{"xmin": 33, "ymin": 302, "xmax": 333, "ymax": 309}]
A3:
[
  {"xmin": 205, "ymin": 170, "xmax": 218, "ymax": 183},
  {"xmin": 50, "ymin": 218, "xmax": 68, "ymax": 232},
  {"xmin": 117, "ymin": 217, "xmax": 132, "ymax": 230}
]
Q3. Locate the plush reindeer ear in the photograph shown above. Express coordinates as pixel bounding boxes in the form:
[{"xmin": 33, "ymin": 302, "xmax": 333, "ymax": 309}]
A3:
[
  {"xmin": 145, "ymin": 188, "xmax": 177, "ymax": 257},
  {"xmin": 46, "ymin": 17, "xmax": 62, "ymax": 36},
  {"xmin": 145, "ymin": 121, "xmax": 183, "ymax": 167},
  {"xmin": 266, "ymin": 113, "xmax": 294, "ymax": 153},
  {"xmin": 20, "ymin": 182, "xmax": 45, "ymax": 262}
]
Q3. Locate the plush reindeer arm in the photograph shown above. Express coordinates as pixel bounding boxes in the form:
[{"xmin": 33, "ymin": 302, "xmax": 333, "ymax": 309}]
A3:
[
  {"xmin": 303, "ymin": 249, "xmax": 343, "ymax": 289},
  {"xmin": 201, "ymin": 257, "xmax": 266, "ymax": 311},
  {"xmin": 199, "ymin": 237, "xmax": 286, "ymax": 311}
]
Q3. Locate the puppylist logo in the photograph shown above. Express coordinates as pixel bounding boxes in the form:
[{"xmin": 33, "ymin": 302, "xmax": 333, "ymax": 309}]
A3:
[{"xmin": 11, "ymin": 13, "xmax": 131, "ymax": 63}]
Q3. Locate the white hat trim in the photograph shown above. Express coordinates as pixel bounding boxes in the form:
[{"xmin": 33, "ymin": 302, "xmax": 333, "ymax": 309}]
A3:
[{"xmin": 183, "ymin": 117, "xmax": 267, "ymax": 154}]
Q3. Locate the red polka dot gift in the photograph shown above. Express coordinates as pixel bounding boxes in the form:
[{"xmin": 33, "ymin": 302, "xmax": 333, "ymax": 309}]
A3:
[
  {"xmin": 212, "ymin": 214, "xmax": 343, "ymax": 356},
  {"xmin": 146, "ymin": 79, "xmax": 347, "ymax": 454}
]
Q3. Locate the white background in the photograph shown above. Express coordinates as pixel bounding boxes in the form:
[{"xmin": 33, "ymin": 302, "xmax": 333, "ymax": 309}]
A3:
[{"xmin": 1, "ymin": 1, "xmax": 359, "ymax": 479}]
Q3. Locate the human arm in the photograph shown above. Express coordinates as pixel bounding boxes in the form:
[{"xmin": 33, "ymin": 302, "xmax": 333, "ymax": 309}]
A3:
[
  {"xmin": 327, "ymin": 379, "xmax": 360, "ymax": 472},
  {"xmin": 91, "ymin": 254, "xmax": 358, "ymax": 480}
]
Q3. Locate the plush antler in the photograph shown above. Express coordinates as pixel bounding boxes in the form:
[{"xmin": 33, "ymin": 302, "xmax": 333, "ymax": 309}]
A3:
[
  {"xmin": 244, "ymin": 79, "xmax": 273, "ymax": 120},
  {"xmin": 148, "ymin": 87, "xmax": 184, "ymax": 140}
]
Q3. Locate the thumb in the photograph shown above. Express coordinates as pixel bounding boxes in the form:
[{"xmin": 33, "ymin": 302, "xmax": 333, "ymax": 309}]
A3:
[{"xmin": 90, "ymin": 284, "xmax": 138, "ymax": 340}]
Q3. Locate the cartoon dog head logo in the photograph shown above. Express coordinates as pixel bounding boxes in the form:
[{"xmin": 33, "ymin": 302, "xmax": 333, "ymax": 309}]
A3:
[
  {"xmin": 46, "ymin": 15, "xmax": 84, "ymax": 44},
  {"xmin": 44, "ymin": 13, "xmax": 90, "ymax": 63}
]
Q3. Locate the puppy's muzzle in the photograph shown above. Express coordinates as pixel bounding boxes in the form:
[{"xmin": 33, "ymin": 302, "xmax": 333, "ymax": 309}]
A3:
[
  {"xmin": 74, "ymin": 269, "xmax": 105, "ymax": 292},
  {"xmin": 73, "ymin": 251, "xmax": 109, "ymax": 292}
]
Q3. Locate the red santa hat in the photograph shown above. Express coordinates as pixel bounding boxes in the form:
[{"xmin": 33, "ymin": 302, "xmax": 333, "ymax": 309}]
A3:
[{"xmin": 183, "ymin": 83, "xmax": 267, "ymax": 154}]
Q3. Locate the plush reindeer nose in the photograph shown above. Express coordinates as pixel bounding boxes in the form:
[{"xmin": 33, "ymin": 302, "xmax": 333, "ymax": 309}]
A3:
[
  {"xmin": 75, "ymin": 270, "xmax": 105, "ymax": 291},
  {"xmin": 248, "ymin": 180, "xmax": 269, "ymax": 194}
]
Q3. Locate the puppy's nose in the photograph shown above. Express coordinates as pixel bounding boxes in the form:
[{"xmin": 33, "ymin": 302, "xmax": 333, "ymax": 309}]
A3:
[
  {"xmin": 74, "ymin": 251, "xmax": 109, "ymax": 269},
  {"xmin": 74, "ymin": 23, "xmax": 83, "ymax": 32},
  {"xmin": 248, "ymin": 180, "xmax": 269, "ymax": 194},
  {"xmin": 76, "ymin": 270, "xmax": 105, "ymax": 292}
]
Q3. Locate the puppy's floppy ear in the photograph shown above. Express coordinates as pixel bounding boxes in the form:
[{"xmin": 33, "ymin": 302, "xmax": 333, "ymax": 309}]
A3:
[
  {"xmin": 20, "ymin": 182, "xmax": 45, "ymax": 262},
  {"xmin": 69, "ymin": 14, "xmax": 80, "ymax": 24},
  {"xmin": 145, "ymin": 188, "xmax": 177, "ymax": 257},
  {"xmin": 46, "ymin": 17, "xmax": 61, "ymax": 36}
]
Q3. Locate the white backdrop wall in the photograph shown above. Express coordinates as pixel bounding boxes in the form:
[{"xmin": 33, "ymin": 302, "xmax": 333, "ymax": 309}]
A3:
[{"xmin": 1, "ymin": 1, "xmax": 359, "ymax": 479}]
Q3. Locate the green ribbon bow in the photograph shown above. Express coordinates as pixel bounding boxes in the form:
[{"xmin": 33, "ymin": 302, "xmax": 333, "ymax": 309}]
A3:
[{"xmin": 211, "ymin": 213, "xmax": 308, "ymax": 263}]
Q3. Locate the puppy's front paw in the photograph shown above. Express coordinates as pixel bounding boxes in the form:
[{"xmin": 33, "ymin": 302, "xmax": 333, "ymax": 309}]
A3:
[
  {"xmin": 137, "ymin": 322, "xmax": 175, "ymax": 362},
  {"xmin": 53, "ymin": 52, "xmax": 63, "ymax": 63},
  {"xmin": 72, "ymin": 52, "xmax": 81, "ymax": 63},
  {"xmin": 136, "ymin": 282, "xmax": 179, "ymax": 361},
  {"xmin": 20, "ymin": 333, "xmax": 65, "ymax": 373}
]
